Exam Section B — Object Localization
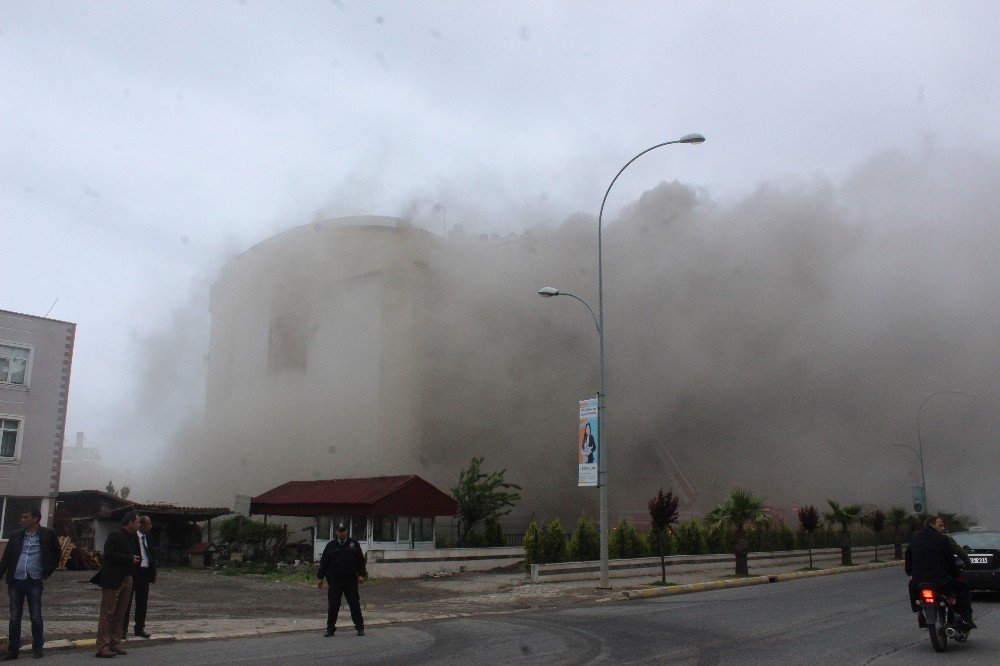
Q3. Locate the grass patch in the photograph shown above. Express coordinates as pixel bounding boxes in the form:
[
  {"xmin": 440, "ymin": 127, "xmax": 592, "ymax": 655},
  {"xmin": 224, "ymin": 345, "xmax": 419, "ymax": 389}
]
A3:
[
  {"xmin": 798, "ymin": 566, "xmax": 824, "ymax": 572},
  {"xmin": 219, "ymin": 564, "xmax": 316, "ymax": 585}
]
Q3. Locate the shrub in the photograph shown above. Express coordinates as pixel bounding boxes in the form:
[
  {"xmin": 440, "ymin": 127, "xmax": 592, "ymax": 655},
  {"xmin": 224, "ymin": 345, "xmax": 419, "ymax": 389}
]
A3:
[
  {"xmin": 676, "ymin": 519, "xmax": 709, "ymax": 555},
  {"xmin": 650, "ymin": 528, "xmax": 677, "ymax": 557},
  {"xmin": 484, "ymin": 519, "xmax": 506, "ymax": 547},
  {"xmin": 523, "ymin": 521, "xmax": 542, "ymax": 571},
  {"xmin": 541, "ymin": 519, "xmax": 568, "ymax": 564},
  {"xmin": 609, "ymin": 518, "xmax": 644, "ymax": 559},
  {"xmin": 567, "ymin": 515, "xmax": 600, "ymax": 561}
]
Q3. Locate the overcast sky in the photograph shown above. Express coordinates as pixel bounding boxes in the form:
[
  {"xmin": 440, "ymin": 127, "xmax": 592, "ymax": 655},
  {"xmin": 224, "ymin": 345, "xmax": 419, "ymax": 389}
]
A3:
[{"xmin": 3, "ymin": 1, "xmax": 1000, "ymax": 490}]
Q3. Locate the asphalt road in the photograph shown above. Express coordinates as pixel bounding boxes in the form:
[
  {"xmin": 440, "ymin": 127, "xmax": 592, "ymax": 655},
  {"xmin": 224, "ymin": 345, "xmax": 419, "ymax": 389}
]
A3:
[{"xmin": 40, "ymin": 568, "xmax": 998, "ymax": 664}]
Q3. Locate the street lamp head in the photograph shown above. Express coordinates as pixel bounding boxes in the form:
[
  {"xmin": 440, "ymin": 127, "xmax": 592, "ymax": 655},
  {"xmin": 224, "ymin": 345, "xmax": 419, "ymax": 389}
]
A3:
[
  {"xmin": 677, "ymin": 133, "xmax": 706, "ymax": 145},
  {"xmin": 537, "ymin": 287, "xmax": 560, "ymax": 297}
]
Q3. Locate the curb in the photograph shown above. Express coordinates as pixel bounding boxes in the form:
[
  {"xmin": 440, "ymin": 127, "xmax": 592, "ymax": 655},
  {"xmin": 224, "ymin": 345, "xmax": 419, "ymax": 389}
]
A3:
[{"xmin": 621, "ymin": 560, "xmax": 902, "ymax": 600}]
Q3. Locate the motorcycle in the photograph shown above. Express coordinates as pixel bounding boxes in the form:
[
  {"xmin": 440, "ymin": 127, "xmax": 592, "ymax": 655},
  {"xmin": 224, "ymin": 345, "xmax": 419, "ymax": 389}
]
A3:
[{"xmin": 917, "ymin": 584, "xmax": 970, "ymax": 652}]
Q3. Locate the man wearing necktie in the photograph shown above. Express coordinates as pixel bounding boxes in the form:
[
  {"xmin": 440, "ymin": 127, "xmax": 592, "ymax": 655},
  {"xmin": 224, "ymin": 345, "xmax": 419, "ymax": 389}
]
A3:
[
  {"xmin": 317, "ymin": 522, "xmax": 367, "ymax": 637},
  {"xmin": 123, "ymin": 515, "xmax": 157, "ymax": 639}
]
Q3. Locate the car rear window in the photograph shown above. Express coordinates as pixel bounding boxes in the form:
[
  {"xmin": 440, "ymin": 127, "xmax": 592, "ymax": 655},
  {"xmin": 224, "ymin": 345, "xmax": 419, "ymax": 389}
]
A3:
[{"xmin": 951, "ymin": 532, "xmax": 1000, "ymax": 550}]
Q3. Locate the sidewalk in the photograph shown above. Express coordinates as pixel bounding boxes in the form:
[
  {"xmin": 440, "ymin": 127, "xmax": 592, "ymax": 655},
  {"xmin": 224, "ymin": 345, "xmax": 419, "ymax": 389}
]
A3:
[{"xmin": 16, "ymin": 558, "xmax": 903, "ymax": 654}]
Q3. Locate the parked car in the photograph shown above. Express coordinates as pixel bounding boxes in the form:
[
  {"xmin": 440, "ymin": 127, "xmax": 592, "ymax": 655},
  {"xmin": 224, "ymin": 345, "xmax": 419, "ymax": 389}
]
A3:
[{"xmin": 950, "ymin": 530, "xmax": 1000, "ymax": 591}]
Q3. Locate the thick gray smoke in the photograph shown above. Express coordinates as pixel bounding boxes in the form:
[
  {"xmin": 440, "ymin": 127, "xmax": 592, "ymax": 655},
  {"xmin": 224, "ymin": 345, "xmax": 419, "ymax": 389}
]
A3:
[{"xmin": 131, "ymin": 142, "xmax": 1000, "ymax": 528}]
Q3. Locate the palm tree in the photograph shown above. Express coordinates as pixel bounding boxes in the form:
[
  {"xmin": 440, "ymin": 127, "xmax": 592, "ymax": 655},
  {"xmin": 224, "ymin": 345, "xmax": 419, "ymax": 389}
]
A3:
[
  {"xmin": 886, "ymin": 507, "xmax": 909, "ymax": 560},
  {"xmin": 704, "ymin": 488, "xmax": 771, "ymax": 576},
  {"xmin": 796, "ymin": 505, "xmax": 821, "ymax": 570},
  {"xmin": 648, "ymin": 488, "xmax": 680, "ymax": 584},
  {"xmin": 822, "ymin": 500, "xmax": 864, "ymax": 566},
  {"xmin": 865, "ymin": 509, "xmax": 886, "ymax": 562}
]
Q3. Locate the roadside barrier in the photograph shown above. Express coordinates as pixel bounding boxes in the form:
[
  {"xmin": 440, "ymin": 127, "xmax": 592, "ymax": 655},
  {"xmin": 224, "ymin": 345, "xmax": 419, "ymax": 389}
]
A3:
[{"xmin": 530, "ymin": 545, "xmax": 886, "ymax": 583}]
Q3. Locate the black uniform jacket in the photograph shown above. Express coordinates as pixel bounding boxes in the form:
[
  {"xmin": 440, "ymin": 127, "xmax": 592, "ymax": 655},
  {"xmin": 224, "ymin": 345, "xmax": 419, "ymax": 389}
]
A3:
[
  {"xmin": 0, "ymin": 526, "xmax": 60, "ymax": 584},
  {"xmin": 317, "ymin": 538, "xmax": 368, "ymax": 580},
  {"xmin": 905, "ymin": 526, "xmax": 959, "ymax": 586},
  {"xmin": 96, "ymin": 528, "xmax": 138, "ymax": 590}
]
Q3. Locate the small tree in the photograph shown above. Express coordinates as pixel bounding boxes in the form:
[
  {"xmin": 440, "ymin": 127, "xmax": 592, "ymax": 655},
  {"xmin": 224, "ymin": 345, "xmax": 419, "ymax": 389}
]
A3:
[
  {"xmin": 704, "ymin": 488, "xmax": 771, "ymax": 576},
  {"xmin": 104, "ymin": 480, "xmax": 132, "ymax": 500},
  {"xmin": 886, "ymin": 507, "xmax": 909, "ymax": 559},
  {"xmin": 866, "ymin": 509, "xmax": 886, "ymax": 562},
  {"xmin": 676, "ymin": 519, "xmax": 709, "ymax": 555},
  {"xmin": 567, "ymin": 515, "xmax": 600, "ymax": 561},
  {"xmin": 609, "ymin": 518, "xmax": 644, "ymax": 559},
  {"xmin": 648, "ymin": 488, "xmax": 680, "ymax": 583},
  {"xmin": 796, "ymin": 505, "xmax": 820, "ymax": 569},
  {"xmin": 217, "ymin": 515, "xmax": 286, "ymax": 562},
  {"xmin": 822, "ymin": 500, "xmax": 864, "ymax": 566},
  {"xmin": 451, "ymin": 457, "xmax": 522, "ymax": 546},
  {"xmin": 541, "ymin": 519, "xmax": 568, "ymax": 563},
  {"xmin": 523, "ymin": 521, "xmax": 542, "ymax": 572}
]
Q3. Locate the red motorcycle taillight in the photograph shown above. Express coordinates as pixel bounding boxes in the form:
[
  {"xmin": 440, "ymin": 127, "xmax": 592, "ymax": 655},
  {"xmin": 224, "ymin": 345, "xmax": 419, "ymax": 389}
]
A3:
[{"xmin": 920, "ymin": 589, "xmax": 935, "ymax": 602}]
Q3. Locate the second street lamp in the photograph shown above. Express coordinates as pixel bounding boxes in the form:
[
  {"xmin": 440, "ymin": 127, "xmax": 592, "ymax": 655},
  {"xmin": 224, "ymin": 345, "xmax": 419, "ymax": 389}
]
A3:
[
  {"xmin": 541, "ymin": 132, "xmax": 705, "ymax": 588},
  {"xmin": 916, "ymin": 389, "xmax": 963, "ymax": 514}
]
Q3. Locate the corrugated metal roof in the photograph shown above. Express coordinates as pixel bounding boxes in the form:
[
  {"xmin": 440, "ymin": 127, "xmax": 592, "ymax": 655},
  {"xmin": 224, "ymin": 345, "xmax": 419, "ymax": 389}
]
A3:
[{"xmin": 57, "ymin": 490, "xmax": 231, "ymax": 521}]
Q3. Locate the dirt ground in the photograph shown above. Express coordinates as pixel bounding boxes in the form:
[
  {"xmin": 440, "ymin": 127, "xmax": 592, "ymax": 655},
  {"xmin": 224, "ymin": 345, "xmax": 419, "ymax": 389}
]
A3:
[{"xmin": 37, "ymin": 567, "xmax": 541, "ymax": 626}]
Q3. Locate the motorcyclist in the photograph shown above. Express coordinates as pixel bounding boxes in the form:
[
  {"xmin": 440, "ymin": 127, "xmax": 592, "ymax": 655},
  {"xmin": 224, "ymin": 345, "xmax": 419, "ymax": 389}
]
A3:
[{"xmin": 905, "ymin": 515, "xmax": 975, "ymax": 630}]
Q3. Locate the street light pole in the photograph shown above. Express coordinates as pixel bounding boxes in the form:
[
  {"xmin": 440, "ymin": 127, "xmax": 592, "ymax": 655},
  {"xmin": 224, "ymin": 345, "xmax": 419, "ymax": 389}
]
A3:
[
  {"xmin": 916, "ymin": 389, "xmax": 962, "ymax": 515},
  {"xmin": 541, "ymin": 132, "xmax": 704, "ymax": 589}
]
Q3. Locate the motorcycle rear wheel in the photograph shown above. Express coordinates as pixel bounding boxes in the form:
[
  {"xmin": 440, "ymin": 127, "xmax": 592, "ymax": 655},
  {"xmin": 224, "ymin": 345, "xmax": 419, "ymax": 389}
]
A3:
[{"xmin": 929, "ymin": 622, "xmax": 948, "ymax": 652}]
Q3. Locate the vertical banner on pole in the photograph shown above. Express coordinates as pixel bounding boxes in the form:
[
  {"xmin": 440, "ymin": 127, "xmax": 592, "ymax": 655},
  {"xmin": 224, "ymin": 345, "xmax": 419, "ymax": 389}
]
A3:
[{"xmin": 578, "ymin": 397, "xmax": 599, "ymax": 487}]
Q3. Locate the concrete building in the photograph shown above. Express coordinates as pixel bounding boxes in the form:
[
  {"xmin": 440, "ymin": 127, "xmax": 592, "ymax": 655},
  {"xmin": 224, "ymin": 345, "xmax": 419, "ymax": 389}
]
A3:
[
  {"xmin": 0, "ymin": 309, "xmax": 76, "ymax": 553},
  {"xmin": 201, "ymin": 217, "xmax": 456, "ymax": 497}
]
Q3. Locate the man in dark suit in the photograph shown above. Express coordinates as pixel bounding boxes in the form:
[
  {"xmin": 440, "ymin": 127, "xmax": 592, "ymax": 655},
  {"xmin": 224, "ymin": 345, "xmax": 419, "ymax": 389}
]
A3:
[
  {"xmin": 94, "ymin": 510, "xmax": 140, "ymax": 658},
  {"xmin": 123, "ymin": 515, "xmax": 156, "ymax": 638},
  {"xmin": 0, "ymin": 507, "xmax": 60, "ymax": 660},
  {"xmin": 317, "ymin": 523, "xmax": 367, "ymax": 637}
]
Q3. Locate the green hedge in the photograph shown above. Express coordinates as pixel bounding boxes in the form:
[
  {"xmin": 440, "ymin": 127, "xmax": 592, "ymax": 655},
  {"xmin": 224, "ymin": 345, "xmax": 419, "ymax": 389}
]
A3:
[{"xmin": 523, "ymin": 519, "xmax": 894, "ymax": 564}]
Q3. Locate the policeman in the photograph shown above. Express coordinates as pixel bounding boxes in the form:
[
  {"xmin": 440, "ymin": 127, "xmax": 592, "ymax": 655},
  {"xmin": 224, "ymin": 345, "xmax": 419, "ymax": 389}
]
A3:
[{"xmin": 317, "ymin": 523, "xmax": 367, "ymax": 636}]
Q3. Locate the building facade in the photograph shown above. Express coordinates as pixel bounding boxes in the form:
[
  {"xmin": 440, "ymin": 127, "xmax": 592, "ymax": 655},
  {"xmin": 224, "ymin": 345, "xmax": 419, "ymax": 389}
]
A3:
[{"xmin": 0, "ymin": 310, "xmax": 76, "ymax": 553}]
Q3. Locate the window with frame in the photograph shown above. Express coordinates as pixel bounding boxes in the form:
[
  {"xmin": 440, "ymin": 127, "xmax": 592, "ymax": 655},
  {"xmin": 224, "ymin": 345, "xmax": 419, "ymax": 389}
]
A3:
[
  {"xmin": 1, "ymin": 418, "xmax": 21, "ymax": 458},
  {"xmin": 1, "ymin": 497, "xmax": 43, "ymax": 539},
  {"xmin": 351, "ymin": 515, "xmax": 367, "ymax": 540},
  {"xmin": 415, "ymin": 517, "xmax": 434, "ymax": 541},
  {"xmin": 0, "ymin": 345, "xmax": 30, "ymax": 386},
  {"xmin": 317, "ymin": 516, "xmax": 332, "ymax": 540},
  {"xmin": 397, "ymin": 517, "xmax": 411, "ymax": 542},
  {"xmin": 372, "ymin": 516, "xmax": 396, "ymax": 542}
]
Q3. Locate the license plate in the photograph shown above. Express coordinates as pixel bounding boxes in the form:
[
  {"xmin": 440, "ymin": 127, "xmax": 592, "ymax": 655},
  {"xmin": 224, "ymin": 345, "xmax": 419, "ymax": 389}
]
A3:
[{"xmin": 969, "ymin": 555, "xmax": 993, "ymax": 566}]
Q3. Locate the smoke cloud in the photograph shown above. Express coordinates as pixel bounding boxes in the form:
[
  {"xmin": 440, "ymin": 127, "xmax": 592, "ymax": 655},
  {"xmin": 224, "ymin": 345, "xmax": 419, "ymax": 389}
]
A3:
[{"xmin": 116, "ymin": 141, "xmax": 1000, "ymax": 528}]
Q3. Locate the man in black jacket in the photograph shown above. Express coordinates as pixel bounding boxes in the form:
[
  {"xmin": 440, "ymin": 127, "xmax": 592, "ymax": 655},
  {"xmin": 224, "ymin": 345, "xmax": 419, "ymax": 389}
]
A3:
[
  {"xmin": 94, "ymin": 511, "xmax": 141, "ymax": 658},
  {"xmin": 317, "ymin": 523, "xmax": 367, "ymax": 637},
  {"xmin": 0, "ymin": 507, "xmax": 60, "ymax": 660},
  {"xmin": 905, "ymin": 515, "xmax": 974, "ymax": 629},
  {"xmin": 123, "ymin": 515, "xmax": 156, "ymax": 638}
]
